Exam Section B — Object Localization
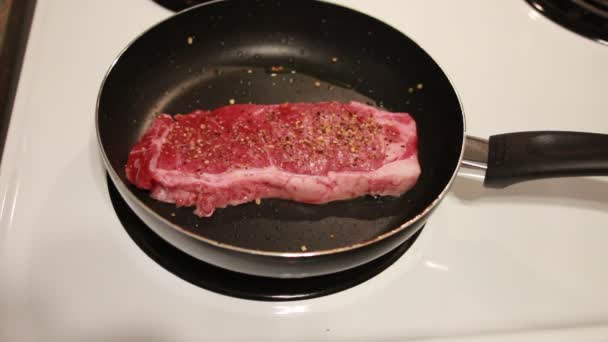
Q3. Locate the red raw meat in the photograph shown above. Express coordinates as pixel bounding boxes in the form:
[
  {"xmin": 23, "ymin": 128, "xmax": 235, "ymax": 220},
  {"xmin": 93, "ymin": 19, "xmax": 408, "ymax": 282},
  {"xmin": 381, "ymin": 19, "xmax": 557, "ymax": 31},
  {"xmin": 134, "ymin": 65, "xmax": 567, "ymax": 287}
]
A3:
[{"xmin": 125, "ymin": 101, "xmax": 420, "ymax": 217}]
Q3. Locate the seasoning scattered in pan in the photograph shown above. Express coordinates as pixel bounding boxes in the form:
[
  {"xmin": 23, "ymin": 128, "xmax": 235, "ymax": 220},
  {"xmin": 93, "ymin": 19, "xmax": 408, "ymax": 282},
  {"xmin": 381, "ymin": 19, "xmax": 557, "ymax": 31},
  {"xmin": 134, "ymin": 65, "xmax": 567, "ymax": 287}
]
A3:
[
  {"xmin": 186, "ymin": 36, "xmax": 194, "ymax": 45},
  {"xmin": 300, "ymin": 245, "xmax": 308, "ymax": 252},
  {"xmin": 331, "ymin": 56, "xmax": 339, "ymax": 63}
]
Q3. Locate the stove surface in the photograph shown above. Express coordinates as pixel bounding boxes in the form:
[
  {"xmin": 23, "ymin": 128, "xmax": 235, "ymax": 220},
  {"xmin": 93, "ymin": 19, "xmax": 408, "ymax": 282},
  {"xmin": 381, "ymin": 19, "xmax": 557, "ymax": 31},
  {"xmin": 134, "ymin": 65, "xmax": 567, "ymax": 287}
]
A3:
[{"xmin": 1, "ymin": 0, "xmax": 608, "ymax": 341}]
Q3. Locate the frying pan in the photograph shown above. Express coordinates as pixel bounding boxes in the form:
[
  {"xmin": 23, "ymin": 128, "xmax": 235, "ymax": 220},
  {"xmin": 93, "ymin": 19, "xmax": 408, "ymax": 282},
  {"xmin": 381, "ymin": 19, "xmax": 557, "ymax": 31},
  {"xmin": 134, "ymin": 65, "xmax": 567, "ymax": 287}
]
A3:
[{"xmin": 97, "ymin": 0, "xmax": 608, "ymax": 278}]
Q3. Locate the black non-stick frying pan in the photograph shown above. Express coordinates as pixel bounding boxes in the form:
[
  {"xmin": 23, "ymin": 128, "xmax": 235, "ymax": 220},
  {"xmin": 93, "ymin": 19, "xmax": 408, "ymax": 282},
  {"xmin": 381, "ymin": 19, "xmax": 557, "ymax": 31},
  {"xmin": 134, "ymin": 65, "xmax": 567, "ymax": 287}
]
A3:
[{"xmin": 97, "ymin": 0, "xmax": 608, "ymax": 278}]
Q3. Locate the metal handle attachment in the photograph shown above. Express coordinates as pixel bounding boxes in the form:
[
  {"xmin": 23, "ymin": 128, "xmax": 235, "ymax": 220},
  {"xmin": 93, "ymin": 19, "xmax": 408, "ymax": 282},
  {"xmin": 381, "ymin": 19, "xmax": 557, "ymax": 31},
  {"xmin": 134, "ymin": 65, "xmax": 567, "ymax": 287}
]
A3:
[{"xmin": 460, "ymin": 135, "xmax": 488, "ymax": 179}]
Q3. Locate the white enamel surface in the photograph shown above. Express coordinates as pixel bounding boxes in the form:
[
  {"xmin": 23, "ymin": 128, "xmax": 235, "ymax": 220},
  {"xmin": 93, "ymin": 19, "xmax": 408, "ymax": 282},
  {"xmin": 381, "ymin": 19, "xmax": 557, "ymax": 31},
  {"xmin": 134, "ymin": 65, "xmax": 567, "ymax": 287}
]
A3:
[{"xmin": 1, "ymin": 0, "xmax": 608, "ymax": 341}]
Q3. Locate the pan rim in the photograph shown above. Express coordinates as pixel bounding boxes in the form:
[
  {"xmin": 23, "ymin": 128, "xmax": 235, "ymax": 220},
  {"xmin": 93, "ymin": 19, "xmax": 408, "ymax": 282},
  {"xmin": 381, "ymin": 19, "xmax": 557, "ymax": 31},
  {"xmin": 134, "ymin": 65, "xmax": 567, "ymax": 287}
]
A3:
[{"xmin": 95, "ymin": 0, "xmax": 467, "ymax": 258}]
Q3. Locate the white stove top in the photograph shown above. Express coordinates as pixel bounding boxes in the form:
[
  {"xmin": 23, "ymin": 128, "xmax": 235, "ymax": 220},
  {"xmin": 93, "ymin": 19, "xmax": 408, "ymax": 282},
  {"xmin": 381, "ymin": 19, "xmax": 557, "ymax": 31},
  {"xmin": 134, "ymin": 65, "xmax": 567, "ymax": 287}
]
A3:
[{"xmin": 2, "ymin": 0, "xmax": 608, "ymax": 341}]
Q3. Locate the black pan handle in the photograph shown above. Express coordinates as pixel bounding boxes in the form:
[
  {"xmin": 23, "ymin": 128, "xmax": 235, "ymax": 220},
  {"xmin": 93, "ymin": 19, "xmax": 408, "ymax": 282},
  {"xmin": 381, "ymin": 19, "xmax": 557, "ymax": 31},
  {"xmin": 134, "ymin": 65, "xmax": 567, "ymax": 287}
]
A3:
[{"xmin": 462, "ymin": 132, "xmax": 608, "ymax": 188}]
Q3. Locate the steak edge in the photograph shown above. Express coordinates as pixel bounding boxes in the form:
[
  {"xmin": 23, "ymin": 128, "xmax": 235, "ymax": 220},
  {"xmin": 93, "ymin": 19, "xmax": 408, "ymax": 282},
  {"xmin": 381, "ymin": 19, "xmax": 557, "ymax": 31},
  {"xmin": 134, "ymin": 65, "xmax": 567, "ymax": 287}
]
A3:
[{"xmin": 125, "ymin": 101, "xmax": 420, "ymax": 217}]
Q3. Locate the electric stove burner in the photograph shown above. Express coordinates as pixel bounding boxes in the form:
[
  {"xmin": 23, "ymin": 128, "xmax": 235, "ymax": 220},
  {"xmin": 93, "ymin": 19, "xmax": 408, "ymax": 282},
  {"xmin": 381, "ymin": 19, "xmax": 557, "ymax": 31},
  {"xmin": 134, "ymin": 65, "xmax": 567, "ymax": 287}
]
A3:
[
  {"xmin": 526, "ymin": 0, "xmax": 608, "ymax": 44},
  {"xmin": 107, "ymin": 177, "xmax": 421, "ymax": 301},
  {"xmin": 152, "ymin": 0, "xmax": 213, "ymax": 12}
]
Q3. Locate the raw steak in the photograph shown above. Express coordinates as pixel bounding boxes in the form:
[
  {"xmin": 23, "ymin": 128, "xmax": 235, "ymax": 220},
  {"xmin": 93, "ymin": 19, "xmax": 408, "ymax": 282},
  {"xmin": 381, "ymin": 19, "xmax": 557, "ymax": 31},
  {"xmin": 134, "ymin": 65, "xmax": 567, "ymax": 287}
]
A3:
[{"xmin": 125, "ymin": 101, "xmax": 420, "ymax": 217}]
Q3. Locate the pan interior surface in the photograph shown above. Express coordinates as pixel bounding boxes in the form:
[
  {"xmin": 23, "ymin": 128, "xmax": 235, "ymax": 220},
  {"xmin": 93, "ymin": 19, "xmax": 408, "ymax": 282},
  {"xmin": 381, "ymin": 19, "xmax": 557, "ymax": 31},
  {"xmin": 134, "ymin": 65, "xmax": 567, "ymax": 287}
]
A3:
[{"xmin": 97, "ymin": 0, "xmax": 464, "ymax": 253}]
